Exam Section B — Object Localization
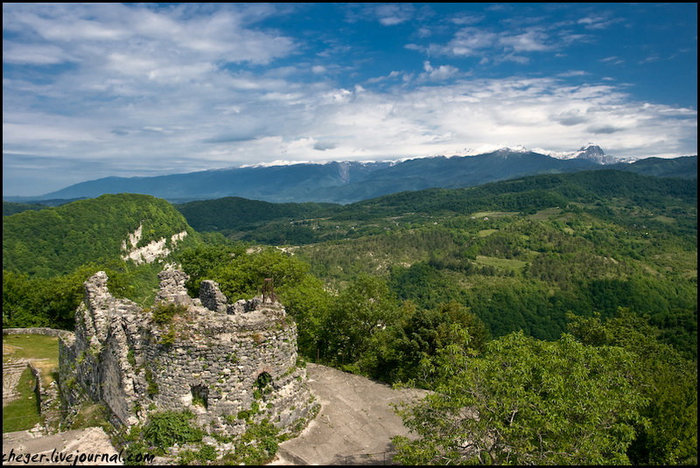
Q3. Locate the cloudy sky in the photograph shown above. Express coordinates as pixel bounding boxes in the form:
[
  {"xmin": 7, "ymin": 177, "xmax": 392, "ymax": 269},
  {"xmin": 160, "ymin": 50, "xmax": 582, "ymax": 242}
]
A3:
[{"xmin": 3, "ymin": 3, "xmax": 697, "ymax": 196}]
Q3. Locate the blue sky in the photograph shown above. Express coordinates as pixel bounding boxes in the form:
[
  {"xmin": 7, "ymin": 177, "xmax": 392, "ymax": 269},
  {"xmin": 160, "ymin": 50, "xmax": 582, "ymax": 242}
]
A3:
[{"xmin": 3, "ymin": 3, "xmax": 697, "ymax": 196}]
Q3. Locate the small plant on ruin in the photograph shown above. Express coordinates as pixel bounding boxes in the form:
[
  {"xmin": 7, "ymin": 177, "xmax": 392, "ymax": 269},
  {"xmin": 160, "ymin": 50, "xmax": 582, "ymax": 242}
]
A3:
[
  {"xmin": 141, "ymin": 411, "xmax": 204, "ymax": 454},
  {"xmin": 178, "ymin": 444, "xmax": 217, "ymax": 465},
  {"xmin": 237, "ymin": 401, "xmax": 260, "ymax": 422},
  {"xmin": 252, "ymin": 333, "xmax": 265, "ymax": 345},
  {"xmin": 221, "ymin": 419, "xmax": 280, "ymax": 465},
  {"xmin": 159, "ymin": 325, "xmax": 176, "ymax": 347},
  {"xmin": 127, "ymin": 349, "xmax": 136, "ymax": 367},
  {"xmin": 151, "ymin": 302, "xmax": 187, "ymax": 325},
  {"xmin": 145, "ymin": 367, "xmax": 159, "ymax": 397}
]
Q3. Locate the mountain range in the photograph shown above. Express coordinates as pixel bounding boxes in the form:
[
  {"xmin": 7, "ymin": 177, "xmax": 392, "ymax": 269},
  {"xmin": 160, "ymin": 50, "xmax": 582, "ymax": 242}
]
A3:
[{"xmin": 6, "ymin": 145, "xmax": 696, "ymax": 204}]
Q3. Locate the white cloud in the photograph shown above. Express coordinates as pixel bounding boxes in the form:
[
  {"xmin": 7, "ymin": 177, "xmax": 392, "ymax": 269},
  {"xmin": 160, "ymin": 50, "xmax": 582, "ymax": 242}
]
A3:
[
  {"xmin": 373, "ymin": 4, "xmax": 414, "ymax": 26},
  {"xmin": 420, "ymin": 61, "xmax": 459, "ymax": 81},
  {"xmin": 419, "ymin": 26, "xmax": 553, "ymax": 60},
  {"xmin": 498, "ymin": 29, "xmax": 550, "ymax": 52},
  {"xmin": 2, "ymin": 44, "xmax": 74, "ymax": 65},
  {"xmin": 4, "ymin": 71, "xmax": 697, "ymax": 195},
  {"xmin": 2, "ymin": 4, "xmax": 696, "ymax": 196}
]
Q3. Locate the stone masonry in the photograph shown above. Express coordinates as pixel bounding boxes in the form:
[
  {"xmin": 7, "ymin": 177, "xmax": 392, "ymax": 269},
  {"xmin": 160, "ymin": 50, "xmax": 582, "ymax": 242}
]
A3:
[{"xmin": 58, "ymin": 265, "xmax": 317, "ymax": 440}]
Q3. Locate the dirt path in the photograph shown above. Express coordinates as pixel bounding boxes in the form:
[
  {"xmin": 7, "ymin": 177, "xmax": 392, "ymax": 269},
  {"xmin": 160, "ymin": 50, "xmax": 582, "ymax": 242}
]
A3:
[{"xmin": 271, "ymin": 363, "xmax": 429, "ymax": 465}]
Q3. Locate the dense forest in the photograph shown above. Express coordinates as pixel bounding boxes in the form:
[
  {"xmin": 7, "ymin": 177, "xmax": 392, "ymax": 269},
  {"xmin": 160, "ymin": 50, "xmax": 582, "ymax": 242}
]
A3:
[{"xmin": 2, "ymin": 169, "xmax": 696, "ymax": 464}]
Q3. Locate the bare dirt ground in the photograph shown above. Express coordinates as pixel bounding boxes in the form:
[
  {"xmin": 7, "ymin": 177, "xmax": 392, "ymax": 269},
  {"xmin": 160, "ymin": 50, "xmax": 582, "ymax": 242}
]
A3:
[{"xmin": 271, "ymin": 363, "xmax": 429, "ymax": 465}]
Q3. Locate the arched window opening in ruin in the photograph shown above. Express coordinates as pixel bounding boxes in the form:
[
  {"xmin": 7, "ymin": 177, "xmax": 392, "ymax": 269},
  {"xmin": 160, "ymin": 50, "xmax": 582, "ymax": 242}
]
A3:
[
  {"xmin": 255, "ymin": 372, "xmax": 273, "ymax": 395},
  {"xmin": 191, "ymin": 384, "xmax": 209, "ymax": 409}
]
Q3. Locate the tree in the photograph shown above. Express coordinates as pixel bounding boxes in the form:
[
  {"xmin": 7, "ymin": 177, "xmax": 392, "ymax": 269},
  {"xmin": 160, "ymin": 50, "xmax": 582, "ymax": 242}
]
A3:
[
  {"xmin": 279, "ymin": 274, "xmax": 333, "ymax": 360},
  {"xmin": 358, "ymin": 301, "xmax": 488, "ymax": 388},
  {"xmin": 567, "ymin": 310, "xmax": 698, "ymax": 465},
  {"xmin": 393, "ymin": 332, "xmax": 647, "ymax": 465},
  {"xmin": 321, "ymin": 275, "xmax": 399, "ymax": 366}
]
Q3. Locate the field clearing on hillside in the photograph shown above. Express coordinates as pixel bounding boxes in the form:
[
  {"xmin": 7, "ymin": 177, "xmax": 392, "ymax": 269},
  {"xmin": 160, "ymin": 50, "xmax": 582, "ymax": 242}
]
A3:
[
  {"xmin": 527, "ymin": 207, "xmax": 563, "ymax": 220},
  {"xmin": 470, "ymin": 211, "xmax": 519, "ymax": 218},
  {"xmin": 477, "ymin": 229, "xmax": 498, "ymax": 237},
  {"xmin": 475, "ymin": 255, "xmax": 527, "ymax": 273}
]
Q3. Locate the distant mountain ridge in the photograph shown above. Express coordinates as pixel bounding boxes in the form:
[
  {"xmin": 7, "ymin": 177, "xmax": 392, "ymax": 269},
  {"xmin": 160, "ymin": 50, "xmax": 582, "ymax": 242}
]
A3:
[{"xmin": 12, "ymin": 147, "xmax": 697, "ymax": 205}]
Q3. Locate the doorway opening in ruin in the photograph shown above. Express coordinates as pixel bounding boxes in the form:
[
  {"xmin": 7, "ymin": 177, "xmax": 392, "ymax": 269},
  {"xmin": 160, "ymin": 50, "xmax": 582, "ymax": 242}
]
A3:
[
  {"xmin": 191, "ymin": 384, "xmax": 209, "ymax": 409},
  {"xmin": 255, "ymin": 372, "xmax": 273, "ymax": 396}
]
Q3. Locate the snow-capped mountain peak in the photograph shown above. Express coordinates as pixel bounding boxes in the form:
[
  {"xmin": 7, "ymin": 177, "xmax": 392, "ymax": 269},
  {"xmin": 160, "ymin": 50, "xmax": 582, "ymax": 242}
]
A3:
[
  {"xmin": 543, "ymin": 143, "xmax": 633, "ymax": 165},
  {"xmin": 572, "ymin": 144, "xmax": 607, "ymax": 162},
  {"xmin": 495, "ymin": 145, "xmax": 530, "ymax": 153}
]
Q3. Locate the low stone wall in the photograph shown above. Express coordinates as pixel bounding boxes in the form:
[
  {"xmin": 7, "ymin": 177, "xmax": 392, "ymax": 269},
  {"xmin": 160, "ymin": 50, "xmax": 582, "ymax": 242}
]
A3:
[
  {"xmin": 27, "ymin": 362, "xmax": 62, "ymax": 432},
  {"xmin": 3, "ymin": 327, "xmax": 72, "ymax": 338}
]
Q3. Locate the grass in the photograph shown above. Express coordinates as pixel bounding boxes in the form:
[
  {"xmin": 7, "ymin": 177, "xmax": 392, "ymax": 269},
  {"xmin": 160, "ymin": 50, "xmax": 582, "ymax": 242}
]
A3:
[
  {"xmin": 70, "ymin": 402, "xmax": 112, "ymax": 432},
  {"xmin": 2, "ymin": 334, "xmax": 59, "ymax": 388},
  {"xmin": 477, "ymin": 229, "xmax": 498, "ymax": 237},
  {"xmin": 3, "ymin": 334, "xmax": 59, "ymax": 362},
  {"xmin": 3, "ymin": 366, "xmax": 41, "ymax": 432}
]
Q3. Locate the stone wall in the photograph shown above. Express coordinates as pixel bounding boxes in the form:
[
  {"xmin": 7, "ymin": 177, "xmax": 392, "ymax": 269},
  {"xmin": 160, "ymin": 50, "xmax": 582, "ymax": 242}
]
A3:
[
  {"xmin": 3, "ymin": 327, "xmax": 72, "ymax": 338},
  {"xmin": 59, "ymin": 267, "xmax": 317, "ymax": 440}
]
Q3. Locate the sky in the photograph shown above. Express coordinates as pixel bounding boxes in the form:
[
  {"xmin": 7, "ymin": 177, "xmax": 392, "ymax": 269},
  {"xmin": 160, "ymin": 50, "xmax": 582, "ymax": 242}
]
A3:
[{"xmin": 3, "ymin": 3, "xmax": 697, "ymax": 196}]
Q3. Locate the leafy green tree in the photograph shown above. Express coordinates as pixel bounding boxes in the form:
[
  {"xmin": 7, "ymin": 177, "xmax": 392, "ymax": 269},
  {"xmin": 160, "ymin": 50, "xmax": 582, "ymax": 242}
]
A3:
[
  {"xmin": 393, "ymin": 332, "xmax": 647, "ymax": 465},
  {"xmin": 207, "ymin": 248, "xmax": 310, "ymax": 301},
  {"xmin": 175, "ymin": 244, "xmax": 245, "ymax": 296},
  {"xmin": 359, "ymin": 301, "xmax": 488, "ymax": 388},
  {"xmin": 2, "ymin": 270, "xmax": 46, "ymax": 327},
  {"xmin": 321, "ymin": 275, "xmax": 399, "ymax": 366},
  {"xmin": 278, "ymin": 274, "xmax": 333, "ymax": 360},
  {"xmin": 568, "ymin": 310, "xmax": 697, "ymax": 465}
]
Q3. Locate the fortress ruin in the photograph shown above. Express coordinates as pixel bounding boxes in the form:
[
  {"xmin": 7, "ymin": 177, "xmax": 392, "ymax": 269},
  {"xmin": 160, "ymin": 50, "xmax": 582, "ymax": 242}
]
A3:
[{"xmin": 58, "ymin": 264, "xmax": 317, "ymax": 443}]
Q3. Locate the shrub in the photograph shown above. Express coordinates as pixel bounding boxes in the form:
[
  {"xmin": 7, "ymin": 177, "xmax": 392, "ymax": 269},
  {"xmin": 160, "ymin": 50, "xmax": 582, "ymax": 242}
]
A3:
[
  {"xmin": 151, "ymin": 302, "xmax": 187, "ymax": 325},
  {"xmin": 142, "ymin": 411, "xmax": 203, "ymax": 451}
]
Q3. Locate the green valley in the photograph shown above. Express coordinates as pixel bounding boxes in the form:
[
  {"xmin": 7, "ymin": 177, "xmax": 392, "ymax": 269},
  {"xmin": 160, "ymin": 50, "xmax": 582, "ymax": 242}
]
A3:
[{"xmin": 3, "ymin": 169, "xmax": 696, "ymax": 465}]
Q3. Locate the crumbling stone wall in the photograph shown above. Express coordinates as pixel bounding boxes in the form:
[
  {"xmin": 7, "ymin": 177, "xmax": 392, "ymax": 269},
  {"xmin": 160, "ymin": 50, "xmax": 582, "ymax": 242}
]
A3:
[{"xmin": 58, "ymin": 266, "xmax": 316, "ymax": 439}]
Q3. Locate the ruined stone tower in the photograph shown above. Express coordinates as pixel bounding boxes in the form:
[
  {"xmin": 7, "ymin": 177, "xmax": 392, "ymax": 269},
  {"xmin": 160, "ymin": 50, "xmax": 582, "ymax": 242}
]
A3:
[{"xmin": 58, "ymin": 264, "xmax": 317, "ymax": 438}]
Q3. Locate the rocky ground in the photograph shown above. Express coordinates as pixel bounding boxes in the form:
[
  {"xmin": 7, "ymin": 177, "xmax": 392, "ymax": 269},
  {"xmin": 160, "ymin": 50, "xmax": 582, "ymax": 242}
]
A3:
[
  {"xmin": 2, "ymin": 428, "xmax": 121, "ymax": 466},
  {"xmin": 2, "ymin": 359, "xmax": 30, "ymax": 407},
  {"xmin": 271, "ymin": 363, "xmax": 429, "ymax": 465}
]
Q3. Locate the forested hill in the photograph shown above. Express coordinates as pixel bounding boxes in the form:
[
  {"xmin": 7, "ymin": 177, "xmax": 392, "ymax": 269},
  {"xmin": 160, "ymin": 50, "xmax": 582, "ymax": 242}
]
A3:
[
  {"xmin": 3, "ymin": 193, "xmax": 198, "ymax": 277},
  {"xmin": 176, "ymin": 170, "xmax": 697, "ymax": 243},
  {"xmin": 610, "ymin": 154, "xmax": 697, "ymax": 179},
  {"xmin": 175, "ymin": 169, "xmax": 696, "ymax": 357},
  {"xmin": 177, "ymin": 197, "xmax": 338, "ymax": 233}
]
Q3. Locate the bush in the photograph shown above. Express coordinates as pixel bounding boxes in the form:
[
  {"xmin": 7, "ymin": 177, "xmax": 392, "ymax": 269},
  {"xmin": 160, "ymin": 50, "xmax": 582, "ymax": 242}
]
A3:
[
  {"xmin": 142, "ymin": 411, "xmax": 203, "ymax": 452},
  {"xmin": 151, "ymin": 302, "xmax": 187, "ymax": 325}
]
